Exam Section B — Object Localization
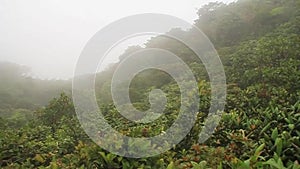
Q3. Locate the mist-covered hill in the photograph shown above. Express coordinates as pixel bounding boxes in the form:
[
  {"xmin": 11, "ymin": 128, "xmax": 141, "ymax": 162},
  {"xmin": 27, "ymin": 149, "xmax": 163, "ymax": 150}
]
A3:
[{"xmin": 0, "ymin": 0, "xmax": 299, "ymax": 168}]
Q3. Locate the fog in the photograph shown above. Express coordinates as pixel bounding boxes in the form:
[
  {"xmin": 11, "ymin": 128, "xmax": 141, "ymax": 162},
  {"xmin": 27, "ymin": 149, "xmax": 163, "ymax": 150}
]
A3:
[{"xmin": 0, "ymin": 0, "xmax": 235, "ymax": 79}]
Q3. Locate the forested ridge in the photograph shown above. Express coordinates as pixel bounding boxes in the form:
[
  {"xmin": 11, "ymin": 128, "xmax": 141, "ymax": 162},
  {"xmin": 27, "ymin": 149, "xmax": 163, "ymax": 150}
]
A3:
[{"xmin": 0, "ymin": 0, "xmax": 300, "ymax": 168}]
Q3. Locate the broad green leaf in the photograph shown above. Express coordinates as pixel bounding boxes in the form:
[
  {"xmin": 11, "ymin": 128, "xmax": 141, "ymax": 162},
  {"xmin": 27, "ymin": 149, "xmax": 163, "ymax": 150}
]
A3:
[{"xmin": 271, "ymin": 128, "xmax": 278, "ymax": 141}]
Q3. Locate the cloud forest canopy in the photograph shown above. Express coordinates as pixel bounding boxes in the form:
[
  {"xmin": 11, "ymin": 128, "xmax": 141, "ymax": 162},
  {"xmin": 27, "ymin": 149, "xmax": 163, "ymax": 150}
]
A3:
[{"xmin": 0, "ymin": 0, "xmax": 300, "ymax": 168}]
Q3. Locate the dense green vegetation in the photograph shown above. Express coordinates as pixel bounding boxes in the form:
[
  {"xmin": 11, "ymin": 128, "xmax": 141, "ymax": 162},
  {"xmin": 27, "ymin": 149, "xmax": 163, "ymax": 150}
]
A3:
[{"xmin": 1, "ymin": 0, "xmax": 300, "ymax": 168}]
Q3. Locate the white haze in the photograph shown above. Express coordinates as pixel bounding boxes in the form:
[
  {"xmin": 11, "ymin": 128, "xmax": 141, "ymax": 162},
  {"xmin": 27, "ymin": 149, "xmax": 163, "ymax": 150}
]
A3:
[{"xmin": 0, "ymin": 0, "xmax": 235, "ymax": 79}]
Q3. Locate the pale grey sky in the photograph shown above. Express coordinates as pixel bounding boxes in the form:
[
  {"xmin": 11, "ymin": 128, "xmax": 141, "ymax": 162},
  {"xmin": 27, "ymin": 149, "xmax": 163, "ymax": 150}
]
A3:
[{"xmin": 0, "ymin": 0, "xmax": 235, "ymax": 79}]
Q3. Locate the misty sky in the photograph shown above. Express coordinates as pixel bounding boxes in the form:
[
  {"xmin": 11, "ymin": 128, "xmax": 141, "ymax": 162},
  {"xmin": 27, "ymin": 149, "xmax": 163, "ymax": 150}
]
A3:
[{"xmin": 0, "ymin": 0, "xmax": 235, "ymax": 79}]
